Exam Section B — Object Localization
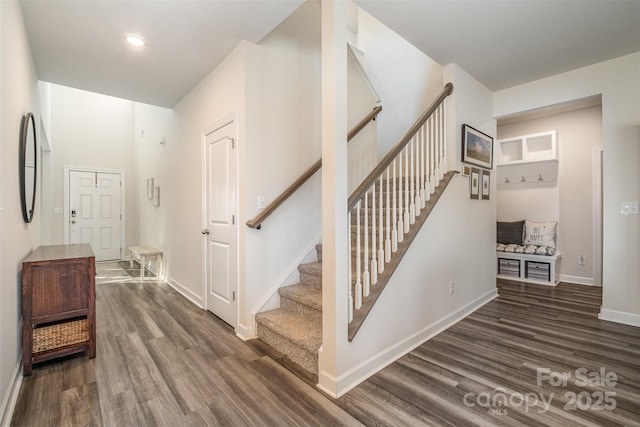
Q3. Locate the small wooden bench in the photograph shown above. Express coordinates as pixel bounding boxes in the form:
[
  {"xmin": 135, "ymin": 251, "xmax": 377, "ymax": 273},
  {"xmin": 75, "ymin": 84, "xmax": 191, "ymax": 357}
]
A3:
[{"xmin": 128, "ymin": 246, "xmax": 163, "ymax": 280}]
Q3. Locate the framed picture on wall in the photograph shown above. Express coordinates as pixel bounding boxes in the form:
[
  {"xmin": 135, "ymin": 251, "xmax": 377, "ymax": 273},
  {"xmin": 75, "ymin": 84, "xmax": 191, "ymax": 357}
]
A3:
[
  {"xmin": 147, "ymin": 178, "xmax": 154, "ymax": 199},
  {"xmin": 470, "ymin": 168, "xmax": 480, "ymax": 199},
  {"xmin": 462, "ymin": 124, "xmax": 493, "ymax": 169},
  {"xmin": 153, "ymin": 186, "xmax": 160, "ymax": 207},
  {"xmin": 482, "ymin": 170, "xmax": 490, "ymax": 200}
]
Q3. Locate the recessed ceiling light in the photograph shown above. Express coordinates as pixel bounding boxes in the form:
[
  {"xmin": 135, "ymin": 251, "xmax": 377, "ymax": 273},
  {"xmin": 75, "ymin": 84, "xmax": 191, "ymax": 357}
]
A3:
[{"xmin": 126, "ymin": 35, "xmax": 145, "ymax": 47}]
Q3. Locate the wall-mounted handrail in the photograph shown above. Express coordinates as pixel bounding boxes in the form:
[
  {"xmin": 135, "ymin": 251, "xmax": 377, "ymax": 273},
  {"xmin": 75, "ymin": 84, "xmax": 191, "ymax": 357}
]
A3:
[
  {"xmin": 246, "ymin": 105, "xmax": 383, "ymax": 229},
  {"xmin": 348, "ymin": 83, "xmax": 453, "ymax": 211}
]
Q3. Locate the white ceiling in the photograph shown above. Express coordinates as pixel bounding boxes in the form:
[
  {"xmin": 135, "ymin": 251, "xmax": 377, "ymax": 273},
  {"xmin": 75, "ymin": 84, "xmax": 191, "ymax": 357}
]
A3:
[
  {"xmin": 20, "ymin": 0, "xmax": 304, "ymax": 108},
  {"xmin": 355, "ymin": 0, "xmax": 640, "ymax": 91},
  {"xmin": 21, "ymin": 1, "xmax": 640, "ymax": 108}
]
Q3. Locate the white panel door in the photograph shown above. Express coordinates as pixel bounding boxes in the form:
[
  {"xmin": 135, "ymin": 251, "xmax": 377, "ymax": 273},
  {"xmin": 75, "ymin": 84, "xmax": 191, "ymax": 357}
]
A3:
[
  {"xmin": 204, "ymin": 120, "xmax": 237, "ymax": 328},
  {"xmin": 69, "ymin": 170, "xmax": 122, "ymax": 261}
]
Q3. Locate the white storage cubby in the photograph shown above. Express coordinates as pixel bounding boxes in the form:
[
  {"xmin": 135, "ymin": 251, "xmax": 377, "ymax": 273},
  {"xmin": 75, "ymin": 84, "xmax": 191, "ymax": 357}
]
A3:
[{"xmin": 497, "ymin": 130, "xmax": 558, "ymax": 186}]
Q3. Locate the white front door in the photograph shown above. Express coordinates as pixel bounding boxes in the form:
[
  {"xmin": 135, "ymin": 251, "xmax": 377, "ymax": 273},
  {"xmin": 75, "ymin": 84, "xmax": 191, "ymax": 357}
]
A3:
[
  {"xmin": 69, "ymin": 170, "xmax": 122, "ymax": 261},
  {"xmin": 203, "ymin": 119, "xmax": 237, "ymax": 328}
]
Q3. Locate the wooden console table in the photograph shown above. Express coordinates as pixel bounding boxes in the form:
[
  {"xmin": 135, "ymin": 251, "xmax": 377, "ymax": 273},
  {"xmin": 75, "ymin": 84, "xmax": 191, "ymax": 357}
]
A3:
[{"xmin": 21, "ymin": 244, "xmax": 96, "ymax": 375}]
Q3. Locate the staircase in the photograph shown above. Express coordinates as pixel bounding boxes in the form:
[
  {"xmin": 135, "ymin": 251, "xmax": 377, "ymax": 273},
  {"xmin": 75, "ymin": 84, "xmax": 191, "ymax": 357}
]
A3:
[
  {"xmin": 255, "ymin": 171, "xmax": 455, "ymax": 376},
  {"xmin": 255, "ymin": 244, "xmax": 323, "ymax": 375},
  {"xmin": 253, "ymin": 83, "xmax": 454, "ymax": 377}
]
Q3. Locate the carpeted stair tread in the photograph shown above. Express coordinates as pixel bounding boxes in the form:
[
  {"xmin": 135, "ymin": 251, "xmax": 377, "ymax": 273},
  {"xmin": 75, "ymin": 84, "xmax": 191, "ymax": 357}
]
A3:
[
  {"xmin": 299, "ymin": 261, "xmax": 322, "ymax": 277},
  {"xmin": 256, "ymin": 308, "xmax": 322, "ymax": 353},
  {"xmin": 279, "ymin": 283, "xmax": 322, "ymax": 312}
]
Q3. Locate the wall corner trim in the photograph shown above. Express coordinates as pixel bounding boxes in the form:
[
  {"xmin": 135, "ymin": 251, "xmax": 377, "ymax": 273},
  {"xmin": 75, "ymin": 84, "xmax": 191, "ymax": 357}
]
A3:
[
  {"xmin": 165, "ymin": 276, "xmax": 204, "ymax": 309},
  {"xmin": 1, "ymin": 356, "xmax": 23, "ymax": 426},
  {"xmin": 599, "ymin": 308, "xmax": 640, "ymax": 328}
]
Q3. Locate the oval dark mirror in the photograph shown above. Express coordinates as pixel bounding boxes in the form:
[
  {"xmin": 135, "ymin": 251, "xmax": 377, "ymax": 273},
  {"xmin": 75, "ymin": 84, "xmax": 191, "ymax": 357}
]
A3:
[{"xmin": 19, "ymin": 112, "xmax": 37, "ymax": 223}]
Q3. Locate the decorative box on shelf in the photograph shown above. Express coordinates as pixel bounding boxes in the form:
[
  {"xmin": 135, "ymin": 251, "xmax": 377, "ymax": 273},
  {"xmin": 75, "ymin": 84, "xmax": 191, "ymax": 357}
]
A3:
[
  {"xmin": 497, "ymin": 130, "xmax": 558, "ymax": 187},
  {"xmin": 21, "ymin": 243, "xmax": 96, "ymax": 375}
]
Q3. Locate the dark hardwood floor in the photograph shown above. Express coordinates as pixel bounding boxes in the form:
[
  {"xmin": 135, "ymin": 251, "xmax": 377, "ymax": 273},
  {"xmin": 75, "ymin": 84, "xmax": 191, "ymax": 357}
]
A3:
[
  {"xmin": 12, "ymin": 264, "xmax": 640, "ymax": 426},
  {"xmin": 338, "ymin": 280, "xmax": 640, "ymax": 426}
]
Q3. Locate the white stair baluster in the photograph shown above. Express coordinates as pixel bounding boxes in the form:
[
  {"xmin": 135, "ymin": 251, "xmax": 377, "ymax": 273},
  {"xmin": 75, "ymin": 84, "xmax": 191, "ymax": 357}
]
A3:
[
  {"xmin": 409, "ymin": 141, "xmax": 416, "ymax": 225},
  {"xmin": 348, "ymin": 212, "xmax": 354, "ymax": 322},
  {"xmin": 403, "ymin": 147, "xmax": 410, "ymax": 233},
  {"xmin": 378, "ymin": 176, "xmax": 384, "ymax": 273},
  {"xmin": 419, "ymin": 125, "xmax": 426, "ymax": 208},
  {"xmin": 430, "ymin": 115, "xmax": 436, "ymax": 193},
  {"xmin": 354, "ymin": 202, "xmax": 362, "ymax": 310},
  {"xmin": 363, "ymin": 192, "xmax": 370, "ymax": 296},
  {"xmin": 392, "ymin": 158, "xmax": 398, "ymax": 251},
  {"xmin": 414, "ymin": 134, "xmax": 421, "ymax": 216},
  {"xmin": 385, "ymin": 167, "xmax": 391, "ymax": 262},
  {"xmin": 397, "ymin": 154, "xmax": 404, "ymax": 242},
  {"xmin": 371, "ymin": 184, "xmax": 378, "ymax": 285}
]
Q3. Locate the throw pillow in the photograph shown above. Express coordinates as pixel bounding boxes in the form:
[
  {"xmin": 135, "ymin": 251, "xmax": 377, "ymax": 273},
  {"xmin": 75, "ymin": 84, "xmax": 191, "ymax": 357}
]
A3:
[
  {"xmin": 524, "ymin": 221, "xmax": 557, "ymax": 249},
  {"xmin": 497, "ymin": 220, "xmax": 525, "ymax": 245}
]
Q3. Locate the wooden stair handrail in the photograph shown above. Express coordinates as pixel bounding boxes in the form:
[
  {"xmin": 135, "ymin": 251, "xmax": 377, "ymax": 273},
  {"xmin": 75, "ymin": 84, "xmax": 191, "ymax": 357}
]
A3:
[
  {"xmin": 246, "ymin": 106, "xmax": 383, "ymax": 229},
  {"xmin": 348, "ymin": 83, "xmax": 453, "ymax": 211}
]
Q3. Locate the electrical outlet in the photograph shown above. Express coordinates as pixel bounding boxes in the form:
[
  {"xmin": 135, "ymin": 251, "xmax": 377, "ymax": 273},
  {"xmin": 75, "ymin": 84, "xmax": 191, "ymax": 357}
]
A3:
[
  {"xmin": 578, "ymin": 255, "xmax": 586, "ymax": 265},
  {"xmin": 449, "ymin": 281, "xmax": 454, "ymax": 295}
]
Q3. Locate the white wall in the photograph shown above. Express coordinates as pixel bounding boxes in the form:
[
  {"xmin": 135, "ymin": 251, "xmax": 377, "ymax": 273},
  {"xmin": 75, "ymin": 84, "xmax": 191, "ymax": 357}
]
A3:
[
  {"xmin": 354, "ymin": 7, "xmax": 443, "ymax": 159},
  {"xmin": 0, "ymin": 1, "xmax": 41, "ymax": 422},
  {"xmin": 494, "ymin": 53, "xmax": 640, "ymax": 325},
  {"xmin": 44, "ymin": 84, "xmax": 137, "ymax": 252},
  {"xmin": 134, "ymin": 2, "xmax": 325, "ymax": 337},
  {"xmin": 347, "ymin": 49, "xmax": 378, "ymax": 193},
  {"xmin": 497, "ymin": 105, "xmax": 603, "ymax": 285},
  {"xmin": 133, "ymin": 103, "xmax": 174, "ymax": 257},
  {"xmin": 323, "ymin": 63, "xmax": 498, "ymax": 397},
  {"xmin": 144, "ymin": 42, "xmax": 247, "ymax": 307},
  {"xmin": 242, "ymin": 1, "xmax": 322, "ymax": 336}
]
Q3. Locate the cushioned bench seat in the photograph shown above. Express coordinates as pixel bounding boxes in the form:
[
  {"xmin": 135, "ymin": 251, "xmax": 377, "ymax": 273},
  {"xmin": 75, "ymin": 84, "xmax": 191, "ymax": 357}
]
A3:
[{"xmin": 496, "ymin": 219, "xmax": 561, "ymax": 285}]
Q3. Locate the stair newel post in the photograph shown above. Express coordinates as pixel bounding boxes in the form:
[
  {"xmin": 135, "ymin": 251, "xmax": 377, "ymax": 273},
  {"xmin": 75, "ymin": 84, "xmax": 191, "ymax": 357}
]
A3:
[
  {"xmin": 385, "ymin": 167, "xmax": 391, "ymax": 263},
  {"xmin": 354, "ymin": 202, "xmax": 362, "ymax": 310},
  {"xmin": 378, "ymin": 176, "xmax": 384, "ymax": 274},
  {"xmin": 370, "ymin": 183, "xmax": 378, "ymax": 285},
  {"xmin": 403, "ymin": 147, "xmax": 410, "ymax": 233},
  {"xmin": 397, "ymin": 154, "xmax": 404, "ymax": 243},
  {"xmin": 363, "ymin": 191, "xmax": 370, "ymax": 295},
  {"xmin": 391, "ymin": 158, "xmax": 398, "ymax": 252}
]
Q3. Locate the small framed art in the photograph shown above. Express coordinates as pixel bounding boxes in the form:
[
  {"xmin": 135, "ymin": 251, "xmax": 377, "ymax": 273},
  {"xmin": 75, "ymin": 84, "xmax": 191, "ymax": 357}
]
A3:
[
  {"xmin": 470, "ymin": 168, "xmax": 480, "ymax": 200},
  {"xmin": 482, "ymin": 170, "xmax": 490, "ymax": 200},
  {"xmin": 462, "ymin": 124, "xmax": 493, "ymax": 169},
  {"xmin": 147, "ymin": 178, "xmax": 154, "ymax": 199},
  {"xmin": 153, "ymin": 186, "xmax": 160, "ymax": 207}
]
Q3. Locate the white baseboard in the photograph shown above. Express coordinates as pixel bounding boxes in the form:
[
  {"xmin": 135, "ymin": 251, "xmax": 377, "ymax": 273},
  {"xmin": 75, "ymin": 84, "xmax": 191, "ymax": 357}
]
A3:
[
  {"xmin": 235, "ymin": 323, "xmax": 255, "ymax": 341},
  {"xmin": 1, "ymin": 356, "xmax": 23, "ymax": 426},
  {"xmin": 599, "ymin": 308, "xmax": 640, "ymax": 327},
  {"xmin": 165, "ymin": 275, "xmax": 203, "ymax": 308},
  {"xmin": 318, "ymin": 288, "xmax": 499, "ymax": 398},
  {"xmin": 560, "ymin": 274, "xmax": 596, "ymax": 286}
]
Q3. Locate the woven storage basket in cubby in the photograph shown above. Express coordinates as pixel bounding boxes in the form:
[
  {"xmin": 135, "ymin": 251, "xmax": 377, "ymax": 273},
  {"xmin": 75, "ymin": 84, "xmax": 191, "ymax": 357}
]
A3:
[{"xmin": 32, "ymin": 318, "xmax": 89, "ymax": 353}]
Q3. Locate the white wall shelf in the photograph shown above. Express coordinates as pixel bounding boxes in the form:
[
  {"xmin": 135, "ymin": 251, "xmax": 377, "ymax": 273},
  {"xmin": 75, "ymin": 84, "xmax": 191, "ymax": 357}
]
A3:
[{"xmin": 497, "ymin": 130, "xmax": 558, "ymax": 186}]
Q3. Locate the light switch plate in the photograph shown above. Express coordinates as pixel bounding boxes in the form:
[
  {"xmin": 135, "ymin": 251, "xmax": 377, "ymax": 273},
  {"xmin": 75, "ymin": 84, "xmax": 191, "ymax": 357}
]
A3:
[
  {"xmin": 258, "ymin": 196, "xmax": 266, "ymax": 209},
  {"xmin": 620, "ymin": 202, "xmax": 639, "ymax": 215}
]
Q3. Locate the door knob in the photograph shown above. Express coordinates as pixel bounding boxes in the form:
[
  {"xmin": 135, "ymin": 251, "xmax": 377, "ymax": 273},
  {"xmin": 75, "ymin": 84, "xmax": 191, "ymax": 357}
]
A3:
[
  {"xmin": 71, "ymin": 220, "xmax": 76, "ymax": 224},
  {"xmin": 201, "ymin": 229, "xmax": 210, "ymax": 235}
]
